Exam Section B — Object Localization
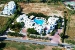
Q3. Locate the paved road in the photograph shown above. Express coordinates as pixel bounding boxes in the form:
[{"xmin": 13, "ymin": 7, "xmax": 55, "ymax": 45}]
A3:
[
  {"xmin": 0, "ymin": 37, "xmax": 74, "ymax": 48},
  {"xmin": 5, "ymin": 38, "xmax": 74, "ymax": 47},
  {"xmin": 5, "ymin": 38, "xmax": 58, "ymax": 46}
]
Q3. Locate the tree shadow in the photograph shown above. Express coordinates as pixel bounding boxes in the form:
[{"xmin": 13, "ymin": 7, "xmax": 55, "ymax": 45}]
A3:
[
  {"xmin": 0, "ymin": 42, "xmax": 6, "ymax": 50},
  {"xmin": 0, "ymin": 37, "xmax": 7, "ymax": 50},
  {"xmin": 0, "ymin": 37, "xmax": 7, "ymax": 41},
  {"xmin": 62, "ymin": 35, "xmax": 69, "ymax": 39},
  {"xmin": 64, "ymin": 35, "xmax": 69, "ymax": 39}
]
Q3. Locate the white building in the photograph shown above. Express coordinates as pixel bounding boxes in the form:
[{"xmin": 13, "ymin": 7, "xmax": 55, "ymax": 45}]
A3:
[
  {"xmin": 2, "ymin": 1, "xmax": 16, "ymax": 15},
  {"xmin": 16, "ymin": 14, "xmax": 28, "ymax": 22},
  {"xmin": 45, "ymin": 17, "xmax": 59, "ymax": 34},
  {"xmin": 16, "ymin": 14, "xmax": 59, "ymax": 34}
]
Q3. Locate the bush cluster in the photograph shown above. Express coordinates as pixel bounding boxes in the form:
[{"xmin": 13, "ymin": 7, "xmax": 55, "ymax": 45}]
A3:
[
  {"xmin": 27, "ymin": 12, "xmax": 48, "ymax": 19},
  {"xmin": 66, "ymin": 40, "xmax": 75, "ymax": 45},
  {"xmin": 52, "ymin": 48, "xmax": 62, "ymax": 50},
  {"xmin": 28, "ymin": 34, "xmax": 49, "ymax": 40},
  {"xmin": 8, "ymin": 32, "xmax": 23, "ymax": 37},
  {"xmin": 27, "ymin": 28, "xmax": 39, "ymax": 35}
]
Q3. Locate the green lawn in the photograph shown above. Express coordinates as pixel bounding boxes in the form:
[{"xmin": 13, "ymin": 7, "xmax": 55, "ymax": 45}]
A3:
[{"xmin": 0, "ymin": 41, "xmax": 45, "ymax": 50}]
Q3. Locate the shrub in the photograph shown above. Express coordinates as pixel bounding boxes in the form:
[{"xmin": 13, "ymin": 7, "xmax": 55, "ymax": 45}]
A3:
[
  {"xmin": 9, "ymin": 22, "xmax": 22, "ymax": 32},
  {"xmin": 50, "ymin": 30, "xmax": 56, "ymax": 36},
  {"xmin": 27, "ymin": 12, "xmax": 37, "ymax": 17},
  {"xmin": 8, "ymin": 32, "xmax": 23, "ymax": 37},
  {"xmin": 52, "ymin": 48, "xmax": 62, "ymax": 50},
  {"xmin": 27, "ymin": 28, "xmax": 39, "ymax": 35},
  {"xmin": 29, "ymin": 35, "xmax": 37, "ymax": 38},
  {"xmin": 27, "ymin": 12, "xmax": 48, "ymax": 19},
  {"xmin": 65, "ymin": 40, "xmax": 75, "ymax": 45}
]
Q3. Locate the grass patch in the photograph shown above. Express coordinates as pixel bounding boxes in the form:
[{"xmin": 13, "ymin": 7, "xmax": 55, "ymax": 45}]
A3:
[
  {"xmin": 66, "ymin": 14, "xmax": 75, "ymax": 40},
  {"xmin": 52, "ymin": 47, "xmax": 62, "ymax": 50},
  {"xmin": 65, "ymin": 39, "xmax": 75, "ymax": 45},
  {"xmin": 67, "ymin": 27, "xmax": 75, "ymax": 40},
  {"xmin": 0, "ymin": 7, "xmax": 4, "ymax": 11},
  {"xmin": 0, "ymin": 16, "xmax": 8, "ymax": 30},
  {"xmin": 0, "ymin": 41, "xmax": 45, "ymax": 50}
]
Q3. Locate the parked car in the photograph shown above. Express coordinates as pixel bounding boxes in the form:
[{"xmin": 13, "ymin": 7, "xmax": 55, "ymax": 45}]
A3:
[{"xmin": 65, "ymin": 46, "xmax": 71, "ymax": 50}]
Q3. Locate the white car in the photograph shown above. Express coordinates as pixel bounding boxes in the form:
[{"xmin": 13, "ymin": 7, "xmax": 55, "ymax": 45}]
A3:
[{"xmin": 65, "ymin": 46, "xmax": 71, "ymax": 50}]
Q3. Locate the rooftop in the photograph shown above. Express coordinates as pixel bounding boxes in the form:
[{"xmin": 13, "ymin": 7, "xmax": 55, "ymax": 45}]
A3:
[{"xmin": 2, "ymin": 1, "xmax": 16, "ymax": 15}]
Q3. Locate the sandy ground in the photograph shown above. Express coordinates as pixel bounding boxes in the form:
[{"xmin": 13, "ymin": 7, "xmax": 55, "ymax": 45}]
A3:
[
  {"xmin": 70, "ymin": 15, "xmax": 75, "ymax": 27},
  {"xmin": 4, "ymin": 46, "xmax": 65, "ymax": 50},
  {"xmin": 4, "ymin": 47, "xmax": 17, "ymax": 50},
  {"xmin": 66, "ymin": 14, "xmax": 75, "ymax": 39},
  {"xmin": 43, "ymin": 46, "xmax": 65, "ymax": 50},
  {"xmin": 43, "ymin": 46, "xmax": 54, "ymax": 50},
  {"xmin": 19, "ymin": 3, "xmax": 63, "ymax": 17}
]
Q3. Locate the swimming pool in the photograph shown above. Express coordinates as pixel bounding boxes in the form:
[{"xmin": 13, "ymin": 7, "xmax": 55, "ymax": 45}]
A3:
[{"xmin": 34, "ymin": 18, "xmax": 44, "ymax": 25}]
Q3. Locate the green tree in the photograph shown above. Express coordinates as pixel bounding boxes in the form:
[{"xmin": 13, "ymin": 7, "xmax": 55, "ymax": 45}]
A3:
[
  {"xmin": 27, "ymin": 28, "xmax": 39, "ymax": 35},
  {"xmin": 8, "ymin": 32, "xmax": 23, "ymax": 37},
  {"xmin": 57, "ymin": 22, "xmax": 61, "ymax": 29},
  {"xmin": 9, "ymin": 22, "xmax": 22, "ymax": 32},
  {"xmin": 60, "ymin": 33, "xmax": 63, "ymax": 37},
  {"xmin": 41, "ymin": 0, "xmax": 47, "ymax": 3},
  {"xmin": 52, "ymin": 48, "xmax": 62, "ymax": 50},
  {"xmin": 21, "ymin": 22, "xmax": 24, "ymax": 27},
  {"xmin": 26, "ymin": 0, "xmax": 30, "ymax": 3},
  {"xmin": 15, "ymin": 22, "xmax": 22, "ymax": 29},
  {"xmin": 50, "ymin": 30, "xmax": 56, "ymax": 36},
  {"xmin": 27, "ymin": 12, "xmax": 37, "ymax": 17},
  {"xmin": 50, "ymin": 0, "xmax": 62, "ymax": 4},
  {"xmin": 27, "ymin": 12, "xmax": 48, "ymax": 18},
  {"xmin": 10, "ymin": 22, "xmax": 22, "ymax": 29}
]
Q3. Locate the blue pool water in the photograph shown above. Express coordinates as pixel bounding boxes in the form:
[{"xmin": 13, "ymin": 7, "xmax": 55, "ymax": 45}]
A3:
[{"xmin": 34, "ymin": 18, "xmax": 44, "ymax": 25}]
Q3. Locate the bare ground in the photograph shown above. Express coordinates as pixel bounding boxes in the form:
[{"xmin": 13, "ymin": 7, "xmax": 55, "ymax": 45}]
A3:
[
  {"xmin": 66, "ymin": 15, "xmax": 75, "ymax": 39},
  {"xmin": 19, "ymin": 3, "xmax": 64, "ymax": 17},
  {"xmin": 4, "ymin": 47, "xmax": 17, "ymax": 50},
  {"xmin": 43, "ymin": 46, "xmax": 54, "ymax": 50}
]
